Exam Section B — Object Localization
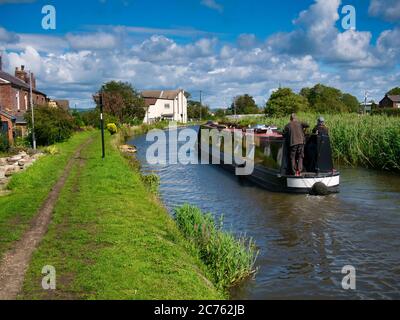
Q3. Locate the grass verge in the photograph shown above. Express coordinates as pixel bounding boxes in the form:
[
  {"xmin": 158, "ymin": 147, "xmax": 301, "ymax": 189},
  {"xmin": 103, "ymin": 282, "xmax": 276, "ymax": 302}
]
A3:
[
  {"xmin": 0, "ymin": 130, "xmax": 95, "ymax": 259},
  {"xmin": 174, "ymin": 205, "xmax": 258, "ymax": 292},
  {"xmin": 20, "ymin": 131, "xmax": 222, "ymax": 300}
]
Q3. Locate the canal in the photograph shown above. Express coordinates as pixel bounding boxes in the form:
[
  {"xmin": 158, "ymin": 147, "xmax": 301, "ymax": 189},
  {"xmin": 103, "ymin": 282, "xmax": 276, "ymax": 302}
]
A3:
[{"xmin": 128, "ymin": 127, "xmax": 400, "ymax": 299}]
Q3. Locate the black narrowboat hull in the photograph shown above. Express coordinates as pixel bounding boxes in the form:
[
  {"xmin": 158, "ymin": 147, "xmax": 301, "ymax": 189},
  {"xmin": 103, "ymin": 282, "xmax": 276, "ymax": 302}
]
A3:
[{"xmin": 201, "ymin": 143, "xmax": 340, "ymax": 195}]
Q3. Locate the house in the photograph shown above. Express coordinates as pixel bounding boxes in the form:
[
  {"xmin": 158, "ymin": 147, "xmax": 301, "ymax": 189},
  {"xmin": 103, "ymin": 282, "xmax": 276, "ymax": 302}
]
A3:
[
  {"xmin": 141, "ymin": 90, "xmax": 188, "ymax": 124},
  {"xmin": 48, "ymin": 99, "xmax": 70, "ymax": 111},
  {"xmin": 379, "ymin": 95, "xmax": 400, "ymax": 109},
  {"xmin": 359, "ymin": 102, "xmax": 374, "ymax": 114},
  {"xmin": 0, "ymin": 59, "xmax": 47, "ymax": 143}
]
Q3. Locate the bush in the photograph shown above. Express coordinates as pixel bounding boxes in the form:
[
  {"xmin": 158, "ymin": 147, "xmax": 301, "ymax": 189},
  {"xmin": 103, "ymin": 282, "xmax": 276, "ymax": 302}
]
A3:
[
  {"xmin": 0, "ymin": 133, "xmax": 9, "ymax": 152},
  {"xmin": 174, "ymin": 205, "xmax": 258, "ymax": 291},
  {"xmin": 107, "ymin": 123, "xmax": 118, "ymax": 135},
  {"xmin": 43, "ymin": 145, "xmax": 60, "ymax": 155},
  {"xmin": 371, "ymin": 108, "xmax": 400, "ymax": 117},
  {"xmin": 140, "ymin": 173, "xmax": 160, "ymax": 194},
  {"xmin": 25, "ymin": 106, "xmax": 76, "ymax": 146}
]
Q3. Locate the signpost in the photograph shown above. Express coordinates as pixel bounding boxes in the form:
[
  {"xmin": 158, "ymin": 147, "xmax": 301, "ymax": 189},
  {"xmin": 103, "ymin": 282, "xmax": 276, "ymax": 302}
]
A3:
[
  {"xmin": 100, "ymin": 93, "xmax": 105, "ymax": 159},
  {"xmin": 94, "ymin": 92, "xmax": 105, "ymax": 159}
]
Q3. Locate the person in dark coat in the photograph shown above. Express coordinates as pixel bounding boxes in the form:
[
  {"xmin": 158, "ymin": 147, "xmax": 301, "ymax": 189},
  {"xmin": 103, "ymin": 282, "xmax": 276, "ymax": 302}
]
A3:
[
  {"xmin": 283, "ymin": 114, "xmax": 309, "ymax": 176},
  {"xmin": 312, "ymin": 116, "xmax": 329, "ymax": 136}
]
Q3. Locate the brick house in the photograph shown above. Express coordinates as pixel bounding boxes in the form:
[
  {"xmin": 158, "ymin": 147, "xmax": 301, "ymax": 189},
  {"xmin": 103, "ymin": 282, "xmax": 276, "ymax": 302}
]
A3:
[
  {"xmin": 379, "ymin": 95, "xmax": 400, "ymax": 109},
  {"xmin": 0, "ymin": 58, "xmax": 47, "ymax": 144}
]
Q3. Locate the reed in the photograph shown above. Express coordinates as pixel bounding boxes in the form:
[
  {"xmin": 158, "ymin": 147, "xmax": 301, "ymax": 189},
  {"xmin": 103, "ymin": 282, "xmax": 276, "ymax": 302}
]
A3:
[
  {"xmin": 174, "ymin": 205, "xmax": 258, "ymax": 292},
  {"xmin": 232, "ymin": 113, "xmax": 400, "ymax": 171}
]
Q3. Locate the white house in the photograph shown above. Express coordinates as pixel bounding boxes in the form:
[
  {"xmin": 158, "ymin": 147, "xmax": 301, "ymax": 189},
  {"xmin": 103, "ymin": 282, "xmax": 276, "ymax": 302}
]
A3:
[{"xmin": 142, "ymin": 89, "xmax": 188, "ymax": 124}]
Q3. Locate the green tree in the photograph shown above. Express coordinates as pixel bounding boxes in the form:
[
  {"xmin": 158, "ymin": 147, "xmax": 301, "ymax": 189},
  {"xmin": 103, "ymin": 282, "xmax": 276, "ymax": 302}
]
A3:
[
  {"xmin": 341, "ymin": 93, "xmax": 360, "ymax": 113},
  {"xmin": 387, "ymin": 87, "xmax": 400, "ymax": 95},
  {"xmin": 94, "ymin": 81, "xmax": 145, "ymax": 123},
  {"xmin": 300, "ymin": 84, "xmax": 357, "ymax": 113},
  {"xmin": 266, "ymin": 88, "xmax": 309, "ymax": 117},
  {"xmin": 230, "ymin": 94, "xmax": 260, "ymax": 115},
  {"xmin": 25, "ymin": 106, "xmax": 76, "ymax": 146},
  {"xmin": 214, "ymin": 108, "xmax": 227, "ymax": 118},
  {"xmin": 187, "ymin": 100, "xmax": 211, "ymax": 120}
]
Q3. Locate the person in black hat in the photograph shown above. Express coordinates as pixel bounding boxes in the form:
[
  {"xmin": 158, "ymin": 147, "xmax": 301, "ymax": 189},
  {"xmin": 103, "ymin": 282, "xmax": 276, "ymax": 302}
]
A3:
[{"xmin": 313, "ymin": 116, "xmax": 329, "ymax": 137}]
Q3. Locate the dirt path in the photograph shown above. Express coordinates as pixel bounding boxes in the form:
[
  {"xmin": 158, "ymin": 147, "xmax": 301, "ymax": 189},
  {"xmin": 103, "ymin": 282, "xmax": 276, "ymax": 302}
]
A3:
[{"xmin": 0, "ymin": 137, "xmax": 94, "ymax": 300}]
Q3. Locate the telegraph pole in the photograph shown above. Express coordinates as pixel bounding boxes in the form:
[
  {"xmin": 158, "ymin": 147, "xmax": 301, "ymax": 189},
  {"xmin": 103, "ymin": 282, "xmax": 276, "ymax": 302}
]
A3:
[
  {"xmin": 29, "ymin": 72, "xmax": 36, "ymax": 150},
  {"xmin": 364, "ymin": 91, "xmax": 368, "ymax": 114}
]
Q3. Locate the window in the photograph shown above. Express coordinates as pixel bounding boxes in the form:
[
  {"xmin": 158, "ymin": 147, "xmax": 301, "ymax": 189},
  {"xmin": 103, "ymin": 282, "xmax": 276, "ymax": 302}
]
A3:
[
  {"xmin": 165, "ymin": 103, "xmax": 170, "ymax": 109},
  {"xmin": 25, "ymin": 93, "xmax": 28, "ymax": 110},
  {"xmin": 16, "ymin": 91, "xmax": 20, "ymax": 111},
  {"xmin": 397, "ymin": 103, "xmax": 400, "ymax": 109}
]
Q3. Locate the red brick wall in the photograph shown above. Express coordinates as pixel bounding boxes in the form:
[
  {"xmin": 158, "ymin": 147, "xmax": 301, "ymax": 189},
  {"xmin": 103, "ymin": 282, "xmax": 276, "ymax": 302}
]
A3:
[
  {"xmin": 0, "ymin": 84, "xmax": 14, "ymax": 113},
  {"xmin": 0, "ymin": 84, "xmax": 45, "ymax": 116}
]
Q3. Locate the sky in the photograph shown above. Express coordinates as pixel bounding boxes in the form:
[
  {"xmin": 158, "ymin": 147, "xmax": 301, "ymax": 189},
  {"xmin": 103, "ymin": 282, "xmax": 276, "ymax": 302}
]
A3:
[{"xmin": 0, "ymin": 0, "xmax": 399, "ymax": 109}]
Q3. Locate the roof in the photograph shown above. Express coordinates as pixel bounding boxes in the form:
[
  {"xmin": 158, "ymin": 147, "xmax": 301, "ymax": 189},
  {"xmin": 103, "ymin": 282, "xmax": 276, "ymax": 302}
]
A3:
[
  {"xmin": 144, "ymin": 97, "xmax": 158, "ymax": 107},
  {"xmin": 141, "ymin": 90, "xmax": 182, "ymax": 100},
  {"xmin": 0, "ymin": 109, "xmax": 16, "ymax": 121},
  {"xmin": 387, "ymin": 95, "xmax": 400, "ymax": 102},
  {"xmin": 15, "ymin": 115, "xmax": 27, "ymax": 124},
  {"xmin": 0, "ymin": 70, "xmax": 46, "ymax": 96},
  {"xmin": 0, "ymin": 70, "xmax": 30, "ymax": 89}
]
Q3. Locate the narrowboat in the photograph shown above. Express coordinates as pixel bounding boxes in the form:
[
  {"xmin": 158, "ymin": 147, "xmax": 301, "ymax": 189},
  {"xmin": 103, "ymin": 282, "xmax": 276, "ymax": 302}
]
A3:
[{"xmin": 198, "ymin": 121, "xmax": 340, "ymax": 195}]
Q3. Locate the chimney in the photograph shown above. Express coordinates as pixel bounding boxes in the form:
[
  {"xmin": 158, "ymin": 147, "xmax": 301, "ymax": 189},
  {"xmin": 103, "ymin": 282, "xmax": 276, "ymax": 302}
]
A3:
[
  {"xmin": 29, "ymin": 72, "xmax": 36, "ymax": 90},
  {"xmin": 15, "ymin": 65, "xmax": 28, "ymax": 83}
]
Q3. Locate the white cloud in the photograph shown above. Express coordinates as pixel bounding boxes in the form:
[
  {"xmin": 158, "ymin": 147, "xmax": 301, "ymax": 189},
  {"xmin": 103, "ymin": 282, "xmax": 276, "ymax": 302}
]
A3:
[
  {"xmin": 0, "ymin": 26, "xmax": 19, "ymax": 44},
  {"xmin": 201, "ymin": 0, "xmax": 223, "ymax": 13},
  {"xmin": 66, "ymin": 32, "xmax": 119, "ymax": 50},
  {"xmin": 369, "ymin": 0, "xmax": 400, "ymax": 22}
]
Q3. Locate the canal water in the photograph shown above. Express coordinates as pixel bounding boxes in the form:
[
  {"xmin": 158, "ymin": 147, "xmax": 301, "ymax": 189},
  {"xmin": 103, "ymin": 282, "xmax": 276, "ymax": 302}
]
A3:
[{"xmin": 128, "ymin": 127, "xmax": 400, "ymax": 300}]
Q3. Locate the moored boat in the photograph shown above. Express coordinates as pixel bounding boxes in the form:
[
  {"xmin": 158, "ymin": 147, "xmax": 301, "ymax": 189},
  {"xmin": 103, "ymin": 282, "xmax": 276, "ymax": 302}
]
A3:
[{"xmin": 198, "ymin": 121, "xmax": 340, "ymax": 195}]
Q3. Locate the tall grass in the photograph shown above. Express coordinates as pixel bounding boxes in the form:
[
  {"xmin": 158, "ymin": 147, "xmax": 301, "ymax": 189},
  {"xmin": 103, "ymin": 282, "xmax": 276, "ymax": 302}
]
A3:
[
  {"xmin": 174, "ymin": 205, "xmax": 258, "ymax": 292},
  {"xmin": 231, "ymin": 113, "xmax": 400, "ymax": 171}
]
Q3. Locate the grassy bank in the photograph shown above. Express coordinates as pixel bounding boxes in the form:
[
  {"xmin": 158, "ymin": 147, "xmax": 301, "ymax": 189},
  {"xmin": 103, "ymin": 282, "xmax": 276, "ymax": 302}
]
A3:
[
  {"xmin": 20, "ymin": 131, "xmax": 222, "ymax": 300},
  {"xmin": 174, "ymin": 205, "xmax": 258, "ymax": 292},
  {"xmin": 0, "ymin": 130, "xmax": 96, "ymax": 259},
  {"xmin": 230, "ymin": 113, "xmax": 400, "ymax": 171}
]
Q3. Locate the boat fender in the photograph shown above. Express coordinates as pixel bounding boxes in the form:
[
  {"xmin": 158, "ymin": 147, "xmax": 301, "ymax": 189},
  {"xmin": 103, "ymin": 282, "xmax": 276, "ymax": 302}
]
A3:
[{"xmin": 310, "ymin": 182, "xmax": 329, "ymax": 196}]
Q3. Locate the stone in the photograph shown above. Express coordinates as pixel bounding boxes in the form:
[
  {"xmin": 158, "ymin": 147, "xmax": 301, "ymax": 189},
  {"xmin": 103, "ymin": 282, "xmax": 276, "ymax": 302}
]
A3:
[
  {"xmin": 0, "ymin": 158, "xmax": 7, "ymax": 166},
  {"xmin": 10, "ymin": 155, "xmax": 23, "ymax": 162},
  {"xmin": 5, "ymin": 165, "xmax": 18, "ymax": 177},
  {"xmin": 120, "ymin": 144, "xmax": 137, "ymax": 154}
]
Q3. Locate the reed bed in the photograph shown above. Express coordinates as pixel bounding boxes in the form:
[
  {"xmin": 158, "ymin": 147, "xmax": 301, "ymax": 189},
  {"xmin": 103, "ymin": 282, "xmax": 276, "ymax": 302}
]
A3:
[
  {"xmin": 174, "ymin": 205, "xmax": 258, "ymax": 292},
  {"xmin": 233, "ymin": 113, "xmax": 400, "ymax": 171}
]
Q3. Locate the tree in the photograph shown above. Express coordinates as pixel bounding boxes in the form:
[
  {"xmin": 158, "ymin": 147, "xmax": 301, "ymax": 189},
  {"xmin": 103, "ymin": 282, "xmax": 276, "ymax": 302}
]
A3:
[
  {"xmin": 187, "ymin": 100, "xmax": 211, "ymax": 120},
  {"xmin": 94, "ymin": 81, "xmax": 145, "ymax": 123},
  {"xmin": 230, "ymin": 94, "xmax": 260, "ymax": 115},
  {"xmin": 214, "ymin": 108, "xmax": 227, "ymax": 118},
  {"xmin": 25, "ymin": 106, "xmax": 76, "ymax": 146},
  {"xmin": 387, "ymin": 87, "xmax": 400, "ymax": 95},
  {"xmin": 300, "ymin": 84, "xmax": 357, "ymax": 113},
  {"xmin": 341, "ymin": 93, "xmax": 360, "ymax": 113},
  {"xmin": 266, "ymin": 88, "xmax": 309, "ymax": 117}
]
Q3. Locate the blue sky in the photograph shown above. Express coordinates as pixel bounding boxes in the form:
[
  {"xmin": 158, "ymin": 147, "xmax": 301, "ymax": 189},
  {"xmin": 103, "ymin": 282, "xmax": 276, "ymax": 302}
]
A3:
[{"xmin": 0, "ymin": 0, "xmax": 399, "ymax": 108}]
